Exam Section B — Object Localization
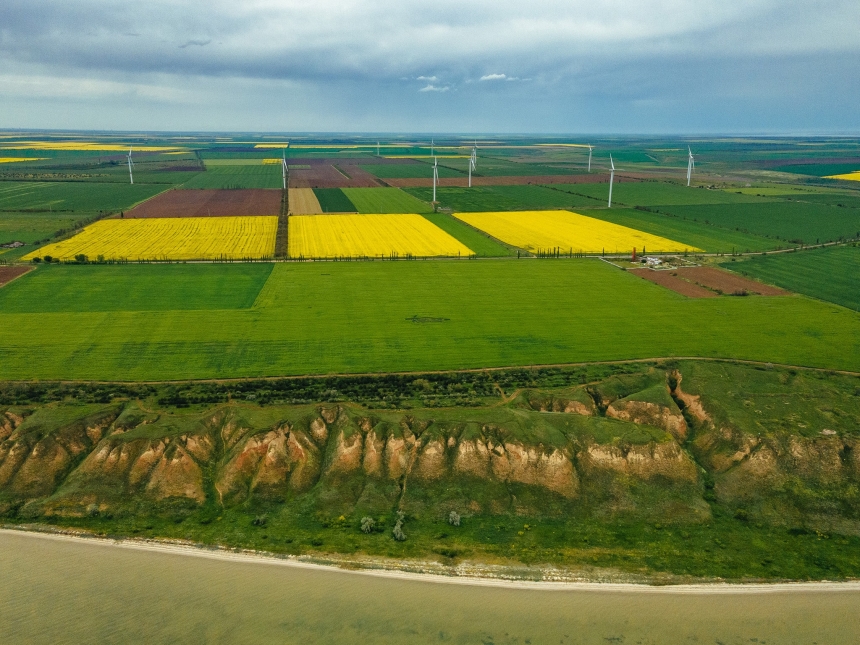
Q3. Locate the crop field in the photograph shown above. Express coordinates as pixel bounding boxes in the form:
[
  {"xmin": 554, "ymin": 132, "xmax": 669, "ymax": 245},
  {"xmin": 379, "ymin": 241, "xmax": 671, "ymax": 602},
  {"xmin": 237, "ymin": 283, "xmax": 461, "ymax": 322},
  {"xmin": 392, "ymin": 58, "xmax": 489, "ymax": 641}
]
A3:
[
  {"xmin": 454, "ymin": 210, "xmax": 700, "ymax": 254},
  {"xmin": 288, "ymin": 188, "xmax": 323, "ymax": 214},
  {"xmin": 288, "ymin": 214, "xmax": 474, "ymax": 258},
  {"xmin": 362, "ymin": 162, "xmax": 464, "ymax": 179},
  {"xmin": 552, "ymin": 182, "xmax": 770, "ymax": 207},
  {"xmin": 181, "ymin": 165, "xmax": 283, "ymax": 189},
  {"xmin": 774, "ymin": 164, "xmax": 860, "ymax": 177},
  {"xmin": 655, "ymin": 202, "xmax": 860, "ymax": 245},
  {"xmin": 724, "ymin": 244, "xmax": 860, "ymax": 311},
  {"xmin": 827, "ymin": 171, "xmax": 860, "ymax": 182},
  {"xmin": 419, "ymin": 213, "xmax": 514, "ymax": 257},
  {"xmin": 1, "ymin": 259, "xmax": 858, "ymax": 380},
  {"xmin": 579, "ymin": 207, "xmax": 775, "ymax": 253},
  {"xmin": 0, "ymin": 211, "xmax": 100, "ymax": 245},
  {"xmin": 342, "ymin": 187, "xmax": 432, "ymax": 213},
  {"xmin": 125, "ymin": 189, "xmax": 281, "ymax": 218},
  {"xmin": 0, "ymin": 182, "xmax": 167, "ymax": 212},
  {"xmin": 22, "ymin": 216, "xmax": 278, "ymax": 261},
  {"xmin": 312, "ymin": 188, "xmax": 357, "ymax": 212},
  {"xmin": 405, "ymin": 185, "xmax": 605, "ymax": 212}
]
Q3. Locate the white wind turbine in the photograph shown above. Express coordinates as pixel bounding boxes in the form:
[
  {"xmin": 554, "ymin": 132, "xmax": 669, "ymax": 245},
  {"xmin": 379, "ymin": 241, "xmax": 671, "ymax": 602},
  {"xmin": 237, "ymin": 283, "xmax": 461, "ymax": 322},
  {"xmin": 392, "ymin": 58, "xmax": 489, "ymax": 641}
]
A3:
[
  {"xmin": 468, "ymin": 141, "xmax": 477, "ymax": 187},
  {"xmin": 127, "ymin": 146, "xmax": 134, "ymax": 184},
  {"xmin": 432, "ymin": 155, "xmax": 439, "ymax": 205},
  {"xmin": 686, "ymin": 146, "xmax": 695, "ymax": 187},
  {"xmin": 282, "ymin": 147, "xmax": 287, "ymax": 190},
  {"xmin": 377, "ymin": 141, "xmax": 380, "ymax": 156},
  {"xmin": 431, "ymin": 138, "xmax": 435, "ymax": 158},
  {"xmin": 608, "ymin": 154, "xmax": 615, "ymax": 208},
  {"xmin": 588, "ymin": 145, "xmax": 593, "ymax": 172}
]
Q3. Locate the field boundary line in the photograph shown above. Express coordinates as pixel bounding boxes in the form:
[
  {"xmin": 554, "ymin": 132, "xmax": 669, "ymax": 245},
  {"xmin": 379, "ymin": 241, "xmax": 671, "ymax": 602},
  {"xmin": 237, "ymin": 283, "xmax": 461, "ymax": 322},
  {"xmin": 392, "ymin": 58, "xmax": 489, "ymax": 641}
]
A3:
[{"xmin": 4, "ymin": 357, "xmax": 858, "ymax": 386}]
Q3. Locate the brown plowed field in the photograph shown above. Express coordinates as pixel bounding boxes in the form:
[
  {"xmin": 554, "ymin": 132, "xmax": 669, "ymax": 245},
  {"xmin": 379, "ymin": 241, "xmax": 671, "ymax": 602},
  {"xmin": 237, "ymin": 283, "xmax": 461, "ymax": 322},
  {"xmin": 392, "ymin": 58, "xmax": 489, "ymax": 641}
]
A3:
[
  {"xmin": 385, "ymin": 173, "xmax": 615, "ymax": 188},
  {"xmin": 289, "ymin": 163, "xmax": 381, "ymax": 189},
  {"xmin": 288, "ymin": 188, "xmax": 323, "ymax": 214},
  {"xmin": 629, "ymin": 268, "xmax": 717, "ymax": 298},
  {"xmin": 123, "ymin": 189, "xmax": 281, "ymax": 218},
  {"xmin": 675, "ymin": 267, "xmax": 788, "ymax": 296},
  {"xmin": 0, "ymin": 265, "xmax": 33, "ymax": 287}
]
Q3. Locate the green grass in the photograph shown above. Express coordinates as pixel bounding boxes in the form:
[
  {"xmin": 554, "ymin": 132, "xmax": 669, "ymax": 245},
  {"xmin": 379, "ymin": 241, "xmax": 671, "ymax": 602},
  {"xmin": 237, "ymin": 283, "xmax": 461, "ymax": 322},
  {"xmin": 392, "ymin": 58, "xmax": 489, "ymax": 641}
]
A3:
[
  {"xmin": 340, "ymin": 188, "xmax": 431, "ymax": 213},
  {"xmin": 553, "ymin": 181, "xmax": 771, "ymax": 206},
  {"xmin": 773, "ymin": 163, "xmax": 860, "ymax": 177},
  {"xmin": 0, "ymin": 182, "xmax": 168, "ymax": 212},
  {"xmin": 363, "ymin": 163, "xmax": 463, "ymax": 179},
  {"xmin": 405, "ymin": 186, "xmax": 604, "ymax": 212},
  {"xmin": 657, "ymin": 202, "xmax": 860, "ymax": 244},
  {"xmin": 419, "ymin": 213, "xmax": 514, "ymax": 256},
  {"xmin": 312, "ymin": 188, "xmax": 357, "ymax": 212},
  {"xmin": 0, "ymin": 211, "xmax": 101, "ymax": 245},
  {"xmin": 180, "ymin": 166, "xmax": 283, "ymax": 189},
  {"xmin": 578, "ymin": 207, "xmax": 777, "ymax": 253},
  {"xmin": 0, "ymin": 260, "xmax": 858, "ymax": 380},
  {"xmin": 723, "ymin": 245, "xmax": 860, "ymax": 311},
  {"xmin": 0, "ymin": 264, "xmax": 273, "ymax": 313}
]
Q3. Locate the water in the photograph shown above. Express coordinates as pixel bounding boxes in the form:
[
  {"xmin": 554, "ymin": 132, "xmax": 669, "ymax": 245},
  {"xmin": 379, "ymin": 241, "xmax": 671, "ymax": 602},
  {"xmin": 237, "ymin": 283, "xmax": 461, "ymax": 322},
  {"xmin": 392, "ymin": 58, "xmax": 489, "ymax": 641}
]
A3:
[{"xmin": 1, "ymin": 530, "xmax": 858, "ymax": 644}]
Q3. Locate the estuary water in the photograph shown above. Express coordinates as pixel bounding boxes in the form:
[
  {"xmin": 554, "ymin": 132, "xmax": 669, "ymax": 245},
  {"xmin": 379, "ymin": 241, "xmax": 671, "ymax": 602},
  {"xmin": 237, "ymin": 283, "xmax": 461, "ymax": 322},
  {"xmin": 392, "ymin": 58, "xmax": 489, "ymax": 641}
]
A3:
[{"xmin": 1, "ymin": 530, "xmax": 858, "ymax": 645}]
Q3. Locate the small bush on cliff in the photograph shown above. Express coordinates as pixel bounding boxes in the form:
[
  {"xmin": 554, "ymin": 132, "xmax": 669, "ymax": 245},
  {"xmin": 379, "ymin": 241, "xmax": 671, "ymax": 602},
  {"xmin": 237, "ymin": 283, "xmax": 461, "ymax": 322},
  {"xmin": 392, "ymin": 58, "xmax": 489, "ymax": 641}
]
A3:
[
  {"xmin": 360, "ymin": 516, "xmax": 375, "ymax": 534},
  {"xmin": 392, "ymin": 511, "xmax": 406, "ymax": 541},
  {"xmin": 448, "ymin": 511, "xmax": 461, "ymax": 527}
]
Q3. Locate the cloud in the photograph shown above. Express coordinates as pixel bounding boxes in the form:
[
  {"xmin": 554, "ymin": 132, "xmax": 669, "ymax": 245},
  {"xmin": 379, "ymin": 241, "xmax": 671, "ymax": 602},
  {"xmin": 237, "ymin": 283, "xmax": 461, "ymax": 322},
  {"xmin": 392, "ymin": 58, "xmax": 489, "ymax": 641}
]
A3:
[
  {"xmin": 479, "ymin": 74, "xmax": 507, "ymax": 81},
  {"xmin": 417, "ymin": 75, "xmax": 438, "ymax": 82},
  {"xmin": 178, "ymin": 39, "xmax": 211, "ymax": 49},
  {"xmin": 419, "ymin": 84, "xmax": 450, "ymax": 92}
]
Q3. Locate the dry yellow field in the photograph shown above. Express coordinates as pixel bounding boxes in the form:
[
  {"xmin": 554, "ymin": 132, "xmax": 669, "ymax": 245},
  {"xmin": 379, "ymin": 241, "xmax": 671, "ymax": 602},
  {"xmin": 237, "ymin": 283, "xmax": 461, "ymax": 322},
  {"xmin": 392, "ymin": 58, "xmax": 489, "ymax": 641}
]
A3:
[
  {"xmin": 23, "ymin": 216, "xmax": 278, "ymax": 261},
  {"xmin": 825, "ymin": 171, "xmax": 860, "ymax": 182},
  {"xmin": 288, "ymin": 214, "xmax": 474, "ymax": 258},
  {"xmin": 288, "ymin": 188, "xmax": 323, "ymax": 214},
  {"xmin": 453, "ymin": 210, "xmax": 701, "ymax": 254},
  {"xmin": 0, "ymin": 157, "xmax": 47, "ymax": 163}
]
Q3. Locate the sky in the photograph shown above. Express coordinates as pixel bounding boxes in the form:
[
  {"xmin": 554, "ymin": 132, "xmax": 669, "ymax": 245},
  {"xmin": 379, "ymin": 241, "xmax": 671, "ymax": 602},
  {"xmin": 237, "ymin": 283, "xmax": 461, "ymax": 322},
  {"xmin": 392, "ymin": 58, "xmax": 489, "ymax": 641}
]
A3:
[{"xmin": 1, "ymin": 0, "xmax": 859, "ymax": 134}]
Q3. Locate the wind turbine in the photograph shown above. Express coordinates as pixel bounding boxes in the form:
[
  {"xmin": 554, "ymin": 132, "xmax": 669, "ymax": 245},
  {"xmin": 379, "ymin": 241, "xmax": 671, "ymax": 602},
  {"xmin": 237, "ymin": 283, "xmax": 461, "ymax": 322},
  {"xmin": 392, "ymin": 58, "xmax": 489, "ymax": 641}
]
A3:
[
  {"xmin": 587, "ymin": 145, "xmax": 593, "ymax": 173},
  {"xmin": 607, "ymin": 154, "xmax": 615, "ymax": 208},
  {"xmin": 431, "ymin": 138, "xmax": 434, "ymax": 158},
  {"xmin": 686, "ymin": 146, "xmax": 695, "ymax": 187},
  {"xmin": 127, "ymin": 146, "xmax": 134, "ymax": 184},
  {"xmin": 468, "ymin": 141, "xmax": 477, "ymax": 187},
  {"xmin": 377, "ymin": 141, "xmax": 380, "ymax": 157},
  {"xmin": 432, "ymin": 155, "xmax": 439, "ymax": 205},
  {"xmin": 282, "ymin": 147, "xmax": 287, "ymax": 190}
]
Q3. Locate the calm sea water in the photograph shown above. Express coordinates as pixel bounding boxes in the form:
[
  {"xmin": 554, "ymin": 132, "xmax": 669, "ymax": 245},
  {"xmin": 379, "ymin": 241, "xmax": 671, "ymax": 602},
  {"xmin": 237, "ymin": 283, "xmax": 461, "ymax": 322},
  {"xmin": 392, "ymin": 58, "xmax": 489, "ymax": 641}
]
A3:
[{"xmin": 1, "ymin": 530, "xmax": 858, "ymax": 644}]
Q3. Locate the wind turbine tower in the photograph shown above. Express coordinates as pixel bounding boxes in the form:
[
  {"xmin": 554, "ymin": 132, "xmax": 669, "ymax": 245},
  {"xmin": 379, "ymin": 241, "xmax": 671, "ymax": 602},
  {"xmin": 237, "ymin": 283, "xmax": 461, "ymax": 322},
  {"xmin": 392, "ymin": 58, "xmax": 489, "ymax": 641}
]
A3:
[
  {"xmin": 127, "ymin": 146, "xmax": 134, "ymax": 185},
  {"xmin": 588, "ymin": 145, "xmax": 593, "ymax": 173},
  {"xmin": 432, "ymin": 156, "xmax": 439, "ymax": 206},
  {"xmin": 282, "ymin": 148, "xmax": 287, "ymax": 190},
  {"xmin": 468, "ymin": 142, "xmax": 477, "ymax": 188},
  {"xmin": 686, "ymin": 147, "xmax": 695, "ymax": 187},
  {"xmin": 377, "ymin": 141, "xmax": 380, "ymax": 156},
  {"xmin": 608, "ymin": 154, "xmax": 615, "ymax": 208}
]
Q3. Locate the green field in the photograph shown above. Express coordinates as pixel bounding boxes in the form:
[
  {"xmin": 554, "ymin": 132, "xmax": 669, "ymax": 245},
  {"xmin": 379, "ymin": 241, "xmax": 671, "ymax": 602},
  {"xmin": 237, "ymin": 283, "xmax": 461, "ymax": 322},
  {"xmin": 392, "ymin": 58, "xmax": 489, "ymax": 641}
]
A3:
[
  {"xmin": 554, "ymin": 182, "xmax": 770, "ymax": 206},
  {"xmin": 0, "ymin": 211, "xmax": 100, "ymax": 245},
  {"xmin": 312, "ymin": 188, "xmax": 357, "ymax": 212},
  {"xmin": 658, "ymin": 202, "xmax": 860, "ymax": 244},
  {"xmin": 0, "ymin": 182, "xmax": 168, "ymax": 212},
  {"xmin": 579, "ymin": 207, "xmax": 777, "ymax": 253},
  {"xmin": 0, "ymin": 260, "xmax": 858, "ymax": 380},
  {"xmin": 0, "ymin": 263, "xmax": 274, "ymax": 313},
  {"xmin": 342, "ymin": 187, "xmax": 433, "ymax": 213},
  {"xmin": 724, "ymin": 244, "xmax": 860, "ymax": 311},
  {"xmin": 773, "ymin": 163, "xmax": 860, "ymax": 177},
  {"xmin": 180, "ymin": 165, "xmax": 283, "ymax": 189},
  {"xmin": 363, "ymin": 163, "xmax": 463, "ymax": 179},
  {"xmin": 405, "ymin": 186, "xmax": 605, "ymax": 212},
  {"xmin": 419, "ymin": 213, "xmax": 514, "ymax": 256}
]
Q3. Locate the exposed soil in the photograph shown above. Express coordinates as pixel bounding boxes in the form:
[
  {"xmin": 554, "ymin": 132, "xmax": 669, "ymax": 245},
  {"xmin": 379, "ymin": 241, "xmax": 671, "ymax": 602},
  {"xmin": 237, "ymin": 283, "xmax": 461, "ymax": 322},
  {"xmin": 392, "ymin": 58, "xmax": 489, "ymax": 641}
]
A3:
[
  {"xmin": 676, "ymin": 267, "xmax": 788, "ymax": 296},
  {"xmin": 289, "ymin": 163, "xmax": 382, "ymax": 189},
  {"xmin": 122, "ymin": 189, "xmax": 282, "ymax": 218},
  {"xmin": 0, "ymin": 265, "xmax": 32, "ymax": 287},
  {"xmin": 288, "ymin": 188, "xmax": 323, "ymax": 214},
  {"xmin": 384, "ymin": 173, "xmax": 618, "ymax": 188},
  {"xmin": 629, "ymin": 268, "xmax": 717, "ymax": 298}
]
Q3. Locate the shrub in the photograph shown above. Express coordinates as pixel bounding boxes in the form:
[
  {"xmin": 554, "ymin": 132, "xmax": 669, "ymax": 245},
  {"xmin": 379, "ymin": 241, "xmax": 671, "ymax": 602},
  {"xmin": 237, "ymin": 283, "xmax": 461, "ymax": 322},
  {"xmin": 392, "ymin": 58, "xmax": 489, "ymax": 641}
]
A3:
[
  {"xmin": 392, "ymin": 511, "xmax": 407, "ymax": 541},
  {"xmin": 360, "ymin": 516, "xmax": 375, "ymax": 534},
  {"xmin": 448, "ymin": 511, "xmax": 461, "ymax": 526}
]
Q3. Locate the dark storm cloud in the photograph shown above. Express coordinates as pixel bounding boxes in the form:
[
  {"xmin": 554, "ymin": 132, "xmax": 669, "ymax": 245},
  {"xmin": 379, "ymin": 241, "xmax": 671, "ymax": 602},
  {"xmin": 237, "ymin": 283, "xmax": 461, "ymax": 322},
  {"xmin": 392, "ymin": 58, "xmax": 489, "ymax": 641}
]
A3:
[{"xmin": 0, "ymin": 0, "xmax": 858, "ymax": 132}]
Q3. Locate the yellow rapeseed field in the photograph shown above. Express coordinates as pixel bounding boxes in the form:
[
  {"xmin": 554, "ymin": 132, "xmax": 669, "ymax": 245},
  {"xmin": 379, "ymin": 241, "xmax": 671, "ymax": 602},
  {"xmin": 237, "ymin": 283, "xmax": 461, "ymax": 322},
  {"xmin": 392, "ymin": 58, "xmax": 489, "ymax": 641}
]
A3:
[
  {"xmin": 454, "ymin": 210, "xmax": 701, "ymax": 254},
  {"xmin": 288, "ymin": 214, "xmax": 474, "ymax": 258},
  {"xmin": 0, "ymin": 142, "xmax": 179, "ymax": 152},
  {"xmin": 0, "ymin": 157, "xmax": 47, "ymax": 163},
  {"xmin": 23, "ymin": 216, "xmax": 277, "ymax": 261},
  {"xmin": 825, "ymin": 171, "xmax": 860, "ymax": 182}
]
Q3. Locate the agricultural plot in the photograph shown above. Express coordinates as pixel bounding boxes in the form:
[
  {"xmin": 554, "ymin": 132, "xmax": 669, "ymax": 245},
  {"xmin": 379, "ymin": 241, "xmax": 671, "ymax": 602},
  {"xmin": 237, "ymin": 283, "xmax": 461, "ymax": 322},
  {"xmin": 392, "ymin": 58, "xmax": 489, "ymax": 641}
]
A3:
[
  {"xmin": 579, "ymin": 207, "xmax": 776, "ymax": 253},
  {"xmin": 419, "ymin": 213, "xmax": 514, "ymax": 257},
  {"xmin": 22, "ymin": 216, "xmax": 278, "ymax": 261},
  {"xmin": 181, "ymin": 165, "xmax": 283, "ymax": 189},
  {"xmin": 312, "ymin": 188, "xmax": 357, "ymax": 213},
  {"xmin": 0, "ymin": 264, "xmax": 273, "ymax": 313},
  {"xmin": 1, "ymin": 259, "xmax": 859, "ymax": 381},
  {"xmin": 552, "ymin": 182, "xmax": 769, "ymax": 207},
  {"xmin": 0, "ymin": 211, "xmax": 100, "ymax": 245},
  {"xmin": 0, "ymin": 182, "xmax": 167, "ymax": 212},
  {"xmin": 827, "ymin": 171, "xmax": 860, "ymax": 182},
  {"xmin": 774, "ymin": 164, "xmax": 860, "ymax": 177},
  {"xmin": 288, "ymin": 214, "xmax": 473, "ymax": 259},
  {"xmin": 288, "ymin": 188, "xmax": 323, "ymax": 214},
  {"xmin": 363, "ymin": 163, "xmax": 463, "ymax": 179},
  {"xmin": 125, "ymin": 189, "xmax": 281, "ymax": 218},
  {"xmin": 657, "ymin": 202, "xmax": 860, "ymax": 245},
  {"xmin": 288, "ymin": 164, "xmax": 380, "ymax": 189},
  {"xmin": 405, "ymin": 185, "xmax": 604, "ymax": 212},
  {"xmin": 341, "ymin": 187, "xmax": 432, "ymax": 213},
  {"xmin": 454, "ymin": 210, "xmax": 700, "ymax": 254},
  {"xmin": 724, "ymin": 244, "xmax": 860, "ymax": 311}
]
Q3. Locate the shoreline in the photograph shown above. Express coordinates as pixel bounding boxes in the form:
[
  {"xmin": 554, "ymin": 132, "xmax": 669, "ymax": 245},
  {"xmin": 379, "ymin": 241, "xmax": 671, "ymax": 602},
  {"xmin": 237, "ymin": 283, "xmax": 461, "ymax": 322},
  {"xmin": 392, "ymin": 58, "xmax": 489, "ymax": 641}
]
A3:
[{"xmin": 4, "ymin": 526, "xmax": 860, "ymax": 594}]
